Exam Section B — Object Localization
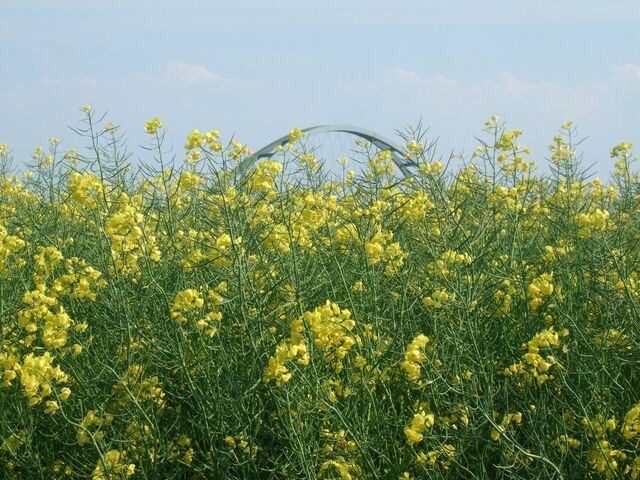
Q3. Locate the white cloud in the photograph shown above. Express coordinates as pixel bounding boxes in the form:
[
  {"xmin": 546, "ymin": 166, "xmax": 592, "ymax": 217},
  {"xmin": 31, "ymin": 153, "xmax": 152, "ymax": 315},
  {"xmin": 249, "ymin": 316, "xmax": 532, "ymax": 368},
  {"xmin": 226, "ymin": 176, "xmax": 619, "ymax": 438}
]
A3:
[
  {"xmin": 383, "ymin": 68, "xmax": 458, "ymax": 89},
  {"xmin": 165, "ymin": 61, "xmax": 218, "ymax": 84},
  {"xmin": 384, "ymin": 68, "xmax": 423, "ymax": 86},
  {"xmin": 613, "ymin": 63, "xmax": 640, "ymax": 82},
  {"xmin": 495, "ymin": 72, "xmax": 555, "ymax": 96},
  {"xmin": 375, "ymin": 68, "xmax": 605, "ymax": 119}
]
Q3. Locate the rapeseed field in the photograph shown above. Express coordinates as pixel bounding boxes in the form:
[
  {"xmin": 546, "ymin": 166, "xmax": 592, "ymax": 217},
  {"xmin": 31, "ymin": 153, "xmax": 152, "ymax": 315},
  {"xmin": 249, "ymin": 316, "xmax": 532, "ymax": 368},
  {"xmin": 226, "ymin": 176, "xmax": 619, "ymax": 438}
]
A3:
[{"xmin": 0, "ymin": 108, "xmax": 638, "ymax": 479}]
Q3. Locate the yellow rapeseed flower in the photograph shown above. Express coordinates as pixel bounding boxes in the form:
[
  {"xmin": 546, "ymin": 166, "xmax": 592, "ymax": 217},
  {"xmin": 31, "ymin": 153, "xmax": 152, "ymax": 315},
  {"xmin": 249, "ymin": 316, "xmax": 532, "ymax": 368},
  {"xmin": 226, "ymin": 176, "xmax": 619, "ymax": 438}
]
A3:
[{"xmin": 144, "ymin": 116, "xmax": 163, "ymax": 135}]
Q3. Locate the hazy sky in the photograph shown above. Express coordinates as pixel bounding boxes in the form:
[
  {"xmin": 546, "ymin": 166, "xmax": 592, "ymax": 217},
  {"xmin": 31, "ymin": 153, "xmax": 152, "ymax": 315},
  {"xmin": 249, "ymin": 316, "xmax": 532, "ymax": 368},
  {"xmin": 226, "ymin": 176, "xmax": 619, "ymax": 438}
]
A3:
[{"xmin": 1, "ymin": 0, "xmax": 639, "ymax": 178}]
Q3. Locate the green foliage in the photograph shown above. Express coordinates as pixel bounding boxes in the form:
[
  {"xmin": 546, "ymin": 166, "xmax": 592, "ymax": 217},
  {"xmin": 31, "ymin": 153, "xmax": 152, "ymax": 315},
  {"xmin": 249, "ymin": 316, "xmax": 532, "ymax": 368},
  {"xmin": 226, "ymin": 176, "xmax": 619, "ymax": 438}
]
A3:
[{"xmin": 0, "ymin": 110, "xmax": 639, "ymax": 479}]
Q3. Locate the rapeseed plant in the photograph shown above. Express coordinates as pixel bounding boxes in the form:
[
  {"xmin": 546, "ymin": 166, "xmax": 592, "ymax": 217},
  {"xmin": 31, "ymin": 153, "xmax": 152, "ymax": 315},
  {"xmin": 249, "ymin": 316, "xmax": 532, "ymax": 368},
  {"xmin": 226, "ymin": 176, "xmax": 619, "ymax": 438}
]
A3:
[{"xmin": 0, "ymin": 110, "xmax": 638, "ymax": 479}]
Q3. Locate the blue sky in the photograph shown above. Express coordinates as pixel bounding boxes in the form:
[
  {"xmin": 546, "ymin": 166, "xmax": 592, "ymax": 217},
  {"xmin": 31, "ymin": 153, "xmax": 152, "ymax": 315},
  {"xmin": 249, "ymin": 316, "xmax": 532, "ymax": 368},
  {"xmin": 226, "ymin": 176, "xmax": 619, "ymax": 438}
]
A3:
[{"xmin": 1, "ymin": 0, "xmax": 639, "ymax": 178}]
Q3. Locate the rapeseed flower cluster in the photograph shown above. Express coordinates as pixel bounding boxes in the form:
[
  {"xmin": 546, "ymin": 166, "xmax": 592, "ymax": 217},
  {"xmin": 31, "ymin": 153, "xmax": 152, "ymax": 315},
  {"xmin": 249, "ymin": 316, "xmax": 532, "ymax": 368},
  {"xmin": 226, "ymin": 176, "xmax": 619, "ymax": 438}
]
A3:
[
  {"xmin": 105, "ymin": 194, "xmax": 162, "ymax": 278},
  {"xmin": 493, "ymin": 278, "xmax": 517, "ymax": 317},
  {"xmin": 503, "ymin": 327, "xmax": 567, "ymax": 386},
  {"xmin": 303, "ymin": 301, "xmax": 356, "ymax": 373},
  {"xmin": 76, "ymin": 410, "xmax": 113, "ymax": 446},
  {"xmin": 144, "ymin": 116, "xmax": 163, "ymax": 135},
  {"xmin": 92, "ymin": 449, "xmax": 135, "ymax": 479},
  {"xmin": 225, "ymin": 434, "xmax": 259, "ymax": 459},
  {"xmin": 112, "ymin": 363, "xmax": 165, "ymax": 410},
  {"xmin": 248, "ymin": 159, "xmax": 282, "ymax": 194},
  {"xmin": 364, "ymin": 229, "xmax": 407, "ymax": 276},
  {"xmin": 586, "ymin": 439, "xmax": 627, "ymax": 478},
  {"xmin": 15, "ymin": 352, "xmax": 68, "ymax": 409},
  {"xmin": 178, "ymin": 230, "xmax": 242, "ymax": 271},
  {"xmin": 318, "ymin": 458, "xmax": 361, "ymax": 480},
  {"xmin": 422, "ymin": 288, "xmax": 453, "ymax": 309},
  {"xmin": 594, "ymin": 328, "xmax": 632, "ymax": 349},
  {"xmin": 365, "ymin": 150, "xmax": 396, "ymax": 178},
  {"xmin": 415, "ymin": 443, "xmax": 456, "ymax": 470},
  {"xmin": 52, "ymin": 257, "xmax": 106, "ymax": 301},
  {"xmin": 611, "ymin": 141, "xmax": 636, "ymax": 179},
  {"xmin": 490, "ymin": 411, "xmax": 523, "ymax": 441},
  {"xmin": 399, "ymin": 333, "xmax": 432, "ymax": 387},
  {"xmin": 551, "ymin": 434, "xmax": 581, "ymax": 454},
  {"xmin": 262, "ymin": 316, "xmax": 308, "ymax": 385},
  {"xmin": 319, "ymin": 428, "xmax": 357, "ymax": 455},
  {"xmin": 395, "ymin": 189, "xmax": 435, "ymax": 222},
  {"xmin": 0, "ymin": 222, "xmax": 26, "ymax": 277},
  {"xmin": 167, "ymin": 434, "xmax": 195, "ymax": 465},
  {"xmin": 404, "ymin": 408, "xmax": 435, "ymax": 445},
  {"xmin": 527, "ymin": 272, "xmax": 554, "ymax": 310},
  {"xmin": 549, "ymin": 124, "xmax": 577, "ymax": 167},
  {"xmin": 622, "ymin": 402, "xmax": 640, "ymax": 440},
  {"xmin": 579, "ymin": 412, "xmax": 640, "ymax": 478},
  {"xmin": 65, "ymin": 171, "xmax": 105, "ymax": 210},
  {"xmin": 577, "ymin": 208, "xmax": 612, "ymax": 239},
  {"xmin": 263, "ymin": 301, "xmax": 357, "ymax": 384},
  {"xmin": 170, "ymin": 285, "xmax": 225, "ymax": 336}
]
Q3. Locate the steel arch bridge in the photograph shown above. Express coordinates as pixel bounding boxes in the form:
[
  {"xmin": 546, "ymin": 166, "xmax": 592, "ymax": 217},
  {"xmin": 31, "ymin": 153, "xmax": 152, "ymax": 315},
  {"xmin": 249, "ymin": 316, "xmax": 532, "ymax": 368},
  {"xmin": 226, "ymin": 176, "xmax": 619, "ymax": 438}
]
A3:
[{"xmin": 238, "ymin": 125, "xmax": 417, "ymax": 178}]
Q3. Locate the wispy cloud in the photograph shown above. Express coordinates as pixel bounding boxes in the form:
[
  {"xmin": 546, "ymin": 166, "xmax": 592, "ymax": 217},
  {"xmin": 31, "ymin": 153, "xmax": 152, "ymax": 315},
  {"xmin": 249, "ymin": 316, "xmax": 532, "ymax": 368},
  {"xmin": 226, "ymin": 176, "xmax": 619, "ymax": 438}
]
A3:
[
  {"xmin": 164, "ymin": 61, "xmax": 218, "ymax": 84},
  {"xmin": 373, "ymin": 67, "xmax": 605, "ymax": 116},
  {"xmin": 383, "ymin": 68, "xmax": 458, "ymax": 89},
  {"xmin": 41, "ymin": 77, "xmax": 99, "ymax": 87},
  {"xmin": 613, "ymin": 63, "xmax": 640, "ymax": 82}
]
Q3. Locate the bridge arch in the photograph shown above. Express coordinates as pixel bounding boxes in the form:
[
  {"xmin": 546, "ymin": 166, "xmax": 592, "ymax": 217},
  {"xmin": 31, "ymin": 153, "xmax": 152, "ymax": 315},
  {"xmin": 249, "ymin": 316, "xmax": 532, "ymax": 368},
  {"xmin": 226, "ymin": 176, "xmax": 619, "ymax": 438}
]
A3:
[{"xmin": 239, "ymin": 125, "xmax": 417, "ymax": 178}]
